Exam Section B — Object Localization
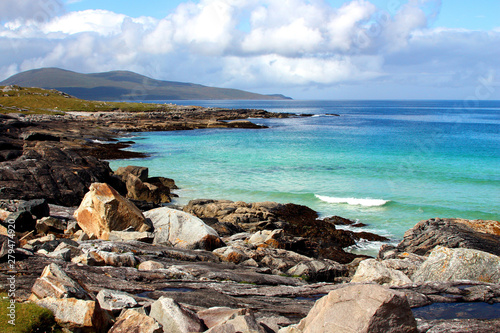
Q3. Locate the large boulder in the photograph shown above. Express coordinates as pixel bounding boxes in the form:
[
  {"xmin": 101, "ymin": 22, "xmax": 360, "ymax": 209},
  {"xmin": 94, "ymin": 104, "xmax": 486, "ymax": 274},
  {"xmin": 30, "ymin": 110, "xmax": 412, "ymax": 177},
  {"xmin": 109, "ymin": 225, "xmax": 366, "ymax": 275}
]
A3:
[
  {"xmin": 149, "ymin": 296, "xmax": 207, "ymax": 333},
  {"xmin": 412, "ymin": 246, "xmax": 500, "ymax": 283},
  {"xmin": 96, "ymin": 289, "xmax": 138, "ymax": 314},
  {"xmin": 74, "ymin": 183, "xmax": 151, "ymax": 240},
  {"xmin": 115, "ymin": 166, "xmax": 173, "ymax": 204},
  {"xmin": 288, "ymin": 284, "xmax": 417, "ymax": 333},
  {"xmin": 394, "ymin": 218, "xmax": 500, "ymax": 257},
  {"xmin": 144, "ymin": 207, "xmax": 224, "ymax": 251}
]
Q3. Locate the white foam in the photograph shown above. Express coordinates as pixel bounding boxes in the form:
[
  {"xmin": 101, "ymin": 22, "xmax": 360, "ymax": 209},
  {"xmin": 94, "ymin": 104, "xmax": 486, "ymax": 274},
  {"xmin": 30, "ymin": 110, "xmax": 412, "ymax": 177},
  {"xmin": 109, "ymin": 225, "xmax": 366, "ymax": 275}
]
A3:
[{"xmin": 315, "ymin": 195, "xmax": 390, "ymax": 207}]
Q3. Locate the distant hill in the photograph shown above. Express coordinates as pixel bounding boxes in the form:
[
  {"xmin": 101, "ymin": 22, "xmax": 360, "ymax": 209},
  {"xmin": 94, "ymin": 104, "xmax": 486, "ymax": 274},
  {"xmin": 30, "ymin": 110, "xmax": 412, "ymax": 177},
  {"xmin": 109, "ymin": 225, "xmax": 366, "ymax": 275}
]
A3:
[{"xmin": 1, "ymin": 68, "xmax": 292, "ymax": 101}]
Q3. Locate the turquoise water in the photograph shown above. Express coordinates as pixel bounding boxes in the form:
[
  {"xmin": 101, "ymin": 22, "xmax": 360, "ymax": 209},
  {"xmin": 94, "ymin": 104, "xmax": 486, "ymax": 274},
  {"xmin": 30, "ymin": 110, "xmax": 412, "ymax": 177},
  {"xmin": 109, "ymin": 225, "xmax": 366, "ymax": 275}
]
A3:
[{"xmin": 110, "ymin": 100, "xmax": 500, "ymax": 252}]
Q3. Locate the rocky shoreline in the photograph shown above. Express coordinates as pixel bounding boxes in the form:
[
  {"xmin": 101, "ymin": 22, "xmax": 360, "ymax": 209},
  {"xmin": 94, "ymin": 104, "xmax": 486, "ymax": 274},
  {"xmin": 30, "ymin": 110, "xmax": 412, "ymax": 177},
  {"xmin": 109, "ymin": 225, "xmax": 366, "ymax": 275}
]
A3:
[{"xmin": 1, "ymin": 107, "xmax": 500, "ymax": 332}]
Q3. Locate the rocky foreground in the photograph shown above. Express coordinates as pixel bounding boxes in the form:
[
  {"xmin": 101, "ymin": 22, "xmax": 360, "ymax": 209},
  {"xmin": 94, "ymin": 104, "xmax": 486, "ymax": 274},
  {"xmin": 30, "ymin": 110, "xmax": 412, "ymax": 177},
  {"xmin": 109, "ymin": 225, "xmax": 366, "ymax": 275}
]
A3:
[{"xmin": 1, "ymin": 108, "xmax": 500, "ymax": 332}]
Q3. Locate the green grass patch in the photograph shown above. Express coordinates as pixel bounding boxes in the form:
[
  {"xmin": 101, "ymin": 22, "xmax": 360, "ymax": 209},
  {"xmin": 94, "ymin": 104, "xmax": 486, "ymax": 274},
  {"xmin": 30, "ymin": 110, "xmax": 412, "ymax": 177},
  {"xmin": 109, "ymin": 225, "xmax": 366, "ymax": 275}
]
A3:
[
  {"xmin": 0, "ymin": 85, "xmax": 177, "ymax": 115},
  {"xmin": 0, "ymin": 293, "xmax": 61, "ymax": 333}
]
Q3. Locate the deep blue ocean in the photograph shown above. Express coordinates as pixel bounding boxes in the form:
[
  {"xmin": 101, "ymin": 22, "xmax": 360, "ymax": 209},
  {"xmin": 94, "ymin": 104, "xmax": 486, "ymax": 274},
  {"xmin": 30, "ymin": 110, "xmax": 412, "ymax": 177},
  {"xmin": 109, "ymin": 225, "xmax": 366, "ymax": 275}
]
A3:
[{"xmin": 109, "ymin": 100, "xmax": 500, "ymax": 254}]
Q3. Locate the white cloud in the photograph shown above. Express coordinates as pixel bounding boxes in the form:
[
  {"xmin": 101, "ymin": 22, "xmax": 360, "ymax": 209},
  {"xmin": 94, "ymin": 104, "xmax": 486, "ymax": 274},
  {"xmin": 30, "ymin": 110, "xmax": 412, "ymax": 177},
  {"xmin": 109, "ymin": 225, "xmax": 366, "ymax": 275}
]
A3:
[{"xmin": 1, "ymin": 0, "xmax": 499, "ymax": 99}]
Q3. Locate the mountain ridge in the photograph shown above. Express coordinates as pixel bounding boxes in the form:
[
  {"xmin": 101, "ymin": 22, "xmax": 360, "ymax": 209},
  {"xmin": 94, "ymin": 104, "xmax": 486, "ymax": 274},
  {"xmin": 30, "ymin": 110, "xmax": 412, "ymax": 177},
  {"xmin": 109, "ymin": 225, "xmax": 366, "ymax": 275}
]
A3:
[{"xmin": 1, "ymin": 68, "xmax": 292, "ymax": 101}]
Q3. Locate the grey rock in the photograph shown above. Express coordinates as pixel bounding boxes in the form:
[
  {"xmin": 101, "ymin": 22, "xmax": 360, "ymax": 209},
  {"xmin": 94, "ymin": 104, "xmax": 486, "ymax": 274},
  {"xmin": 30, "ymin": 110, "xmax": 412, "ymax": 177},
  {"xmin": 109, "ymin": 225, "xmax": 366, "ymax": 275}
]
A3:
[
  {"xmin": 412, "ymin": 246, "xmax": 500, "ymax": 283},
  {"xmin": 149, "ymin": 296, "xmax": 207, "ymax": 333}
]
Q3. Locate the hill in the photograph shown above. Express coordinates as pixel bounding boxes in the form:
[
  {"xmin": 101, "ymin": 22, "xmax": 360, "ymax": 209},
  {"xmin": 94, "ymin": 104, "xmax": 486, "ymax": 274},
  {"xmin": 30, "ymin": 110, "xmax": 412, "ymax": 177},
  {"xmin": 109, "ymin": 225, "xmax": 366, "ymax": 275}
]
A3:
[{"xmin": 1, "ymin": 68, "xmax": 292, "ymax": 101}]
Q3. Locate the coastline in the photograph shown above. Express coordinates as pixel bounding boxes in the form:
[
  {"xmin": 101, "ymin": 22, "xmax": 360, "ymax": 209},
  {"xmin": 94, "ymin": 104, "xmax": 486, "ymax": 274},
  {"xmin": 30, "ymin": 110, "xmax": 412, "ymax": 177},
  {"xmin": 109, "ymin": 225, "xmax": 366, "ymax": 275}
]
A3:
[{"xmin": 1, "ymin": 100, "xmax": 500, "ymax": 332}]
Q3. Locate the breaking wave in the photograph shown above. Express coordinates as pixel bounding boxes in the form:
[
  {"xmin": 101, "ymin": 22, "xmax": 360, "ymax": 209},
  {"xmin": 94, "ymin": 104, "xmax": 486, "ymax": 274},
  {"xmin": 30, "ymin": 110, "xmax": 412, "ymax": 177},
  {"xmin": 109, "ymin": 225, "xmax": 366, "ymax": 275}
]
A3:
[{"xmin": 315, "ymin": 195, "xmax": 390, "ymax": 207}]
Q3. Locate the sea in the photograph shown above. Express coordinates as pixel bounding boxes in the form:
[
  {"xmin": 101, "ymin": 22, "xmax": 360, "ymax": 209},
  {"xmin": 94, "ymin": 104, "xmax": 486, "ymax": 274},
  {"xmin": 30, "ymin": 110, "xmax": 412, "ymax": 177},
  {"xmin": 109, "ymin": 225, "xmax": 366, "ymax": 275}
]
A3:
[{"xmin": 109, "ymin": 100, "xmax": 500, "ymax": 255}]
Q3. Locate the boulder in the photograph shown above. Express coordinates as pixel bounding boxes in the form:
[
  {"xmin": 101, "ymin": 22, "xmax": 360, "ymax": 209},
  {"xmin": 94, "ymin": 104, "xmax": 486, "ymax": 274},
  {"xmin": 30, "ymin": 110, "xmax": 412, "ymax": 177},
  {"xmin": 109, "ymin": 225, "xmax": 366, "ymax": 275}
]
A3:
[
  {"xmin": 453, "ymin": 218, "xmax": 500, "ymax": 236},
  {"xmin": 46, "ymin": 248, "xmax": 71, "ymax": 261},
  {"xmin": 18, "ymin": 198, "xmax": 50, "ymax": 219},
  {"xmin": 21, "ymin": 131, "xmax": 60, "ymax": 142},
  {"xmin": 144, "ymin": 207, "xmax": 224, "ymax": 251},
  {"xmin": 412, "ymin": 246, "xmax": 500, "ymax": 283},
  {"xmin": 213, "ymin": 246, "xmax": 249, "ymax": 264},
  {"xmin": 115, "ymin": 165, "xmax": 149, "ymax": 182},
  {"xmin": 138, "ymin": 260, "xmax": 165, "ymax": 271},
  {"xmin": 109, "ymin": 309, "xmax": 163, "ymax": 333},
  {"xmin": 96, "ymin": 289, "xmax": 138, "ymax": 314},
  {"xmin": 31, "ymin": 263, "xmax": 90, "ymax": 300},
  {"xmin": 74, "ymin": 183, "xmax": 151, "ymax": 240},
  {"xmin": 394, "ymin": 218, "xmax": 500, "ymax": 257},
  {"xmin": 291, "ymin": 284, "xmax": 417, "ymax": 333},
  {"xmin": 149, "ymin": 296, "xmax": 207, "ymax": 333},
  {"xmin": 125, "ymin": 173, "xmax": 170, "ymax": 204},
  {"xmin": 36, "ymin": 297, "xmax": 111, "ymax": 333},
  {"xmin": 351, "ymin": 259, "xmax": 413, "ymax": 286}
]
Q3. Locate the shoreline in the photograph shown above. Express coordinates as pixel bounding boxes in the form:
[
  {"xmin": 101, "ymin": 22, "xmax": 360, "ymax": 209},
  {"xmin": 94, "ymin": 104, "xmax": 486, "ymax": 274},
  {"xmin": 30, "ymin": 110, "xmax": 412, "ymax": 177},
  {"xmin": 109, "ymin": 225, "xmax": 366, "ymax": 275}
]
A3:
[{"xmin": 1, "ymin": 99, "xmax": 500, "ymax": 332}]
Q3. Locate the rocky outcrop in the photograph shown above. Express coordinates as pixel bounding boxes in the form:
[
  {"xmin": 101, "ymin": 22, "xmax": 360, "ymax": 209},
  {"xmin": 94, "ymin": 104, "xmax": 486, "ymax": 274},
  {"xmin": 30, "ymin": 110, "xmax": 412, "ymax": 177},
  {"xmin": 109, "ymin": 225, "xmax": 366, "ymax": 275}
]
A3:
[
  {"xmin": 412, "ymin": 246, "xmax": 500, "ymax": 283},
  {"xmin": 144, "ymin": 207, "xmax": 224, "ymax": 251},
  {"xmin": 184, "ymin": 199, "xmax": 387, "ymax": 264},
  {"xmin": 285, "ymin": 284, "xmax": 418, "ymax": 333},
  {"xmin": 74, "ymin": 183, "xmax": 152, "ymax": 240},
  {"xmin": 392, "ymin": 218, "xmax": 500, "ymax": 257},
  {"xmin": 0, "ymin": 143, "xmax": 119, "ymax": 206}
]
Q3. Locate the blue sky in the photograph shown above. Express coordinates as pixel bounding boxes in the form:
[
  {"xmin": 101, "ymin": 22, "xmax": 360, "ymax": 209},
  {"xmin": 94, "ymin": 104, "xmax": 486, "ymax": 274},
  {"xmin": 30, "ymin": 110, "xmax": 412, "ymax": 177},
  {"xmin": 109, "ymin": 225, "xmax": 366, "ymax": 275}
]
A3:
[{"xmin": 1, "ymin": 0, "xmax": 499, "ymax": 99}]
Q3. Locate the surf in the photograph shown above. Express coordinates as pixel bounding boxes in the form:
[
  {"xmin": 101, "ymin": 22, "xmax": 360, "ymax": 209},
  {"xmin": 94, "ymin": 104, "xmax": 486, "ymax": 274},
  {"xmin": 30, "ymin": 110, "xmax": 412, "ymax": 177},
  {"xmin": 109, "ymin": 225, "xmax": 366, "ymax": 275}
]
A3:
[{"xmin": 315, "ymin": 195, "xmax": 390, "ymax": 207}]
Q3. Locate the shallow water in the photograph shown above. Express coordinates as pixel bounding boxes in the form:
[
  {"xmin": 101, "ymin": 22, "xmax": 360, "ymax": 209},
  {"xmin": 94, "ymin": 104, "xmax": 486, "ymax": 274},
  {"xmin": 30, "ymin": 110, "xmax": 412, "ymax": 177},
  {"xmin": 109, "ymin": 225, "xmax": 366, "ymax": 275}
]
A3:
[{"xmin": 110, "ymin": 100, "xmax": 500, "ymax": 252}]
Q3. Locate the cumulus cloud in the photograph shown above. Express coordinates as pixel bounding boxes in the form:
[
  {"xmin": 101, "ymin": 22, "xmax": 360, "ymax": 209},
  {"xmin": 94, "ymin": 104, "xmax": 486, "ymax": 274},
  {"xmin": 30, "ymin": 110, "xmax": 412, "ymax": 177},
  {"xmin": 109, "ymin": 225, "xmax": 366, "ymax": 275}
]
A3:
[
  {"xmin": 0, "ymin": 0, "xmax": 64, "ymax": 23},
  {"xmin": 1, "ymin": 0, "xmax": 499, "ymax": 99}
]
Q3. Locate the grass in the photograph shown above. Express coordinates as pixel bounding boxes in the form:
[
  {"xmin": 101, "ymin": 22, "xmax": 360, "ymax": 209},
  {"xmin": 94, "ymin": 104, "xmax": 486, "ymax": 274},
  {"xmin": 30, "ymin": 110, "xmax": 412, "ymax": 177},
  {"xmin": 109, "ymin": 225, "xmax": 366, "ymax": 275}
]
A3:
[
  {"xmin": 0, "ymin": 85, "xmax": 177, "ymax": 115},
  {"xmin": 0, "ymin": 293, "xmax": 62, "ymax": 332}
]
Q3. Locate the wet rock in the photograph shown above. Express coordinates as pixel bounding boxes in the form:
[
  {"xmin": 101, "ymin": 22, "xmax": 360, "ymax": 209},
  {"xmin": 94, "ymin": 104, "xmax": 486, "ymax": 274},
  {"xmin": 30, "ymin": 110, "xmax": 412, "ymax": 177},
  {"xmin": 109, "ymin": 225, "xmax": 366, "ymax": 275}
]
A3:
[
  {"xmin": 144, "ymin": 207, "xmax": 224, "ymax": 251},
  {"xmin": 149, "ymin": 296, "xmax": 207, "ymax": 333},
  {"xmin": 394, "ymin": 218, "xmax": 500, "ymax": 257},
  {"xmin": 109, "ymin": 309, "xmax": 163, "ymax": 333},
  {"xmin": 74, "ymin": 183, "xmax": 151, "ymax": 240},
  {"xmin": 290, "ymin": 284, "xmax": 417, "ymax": 333},
  {"xmin": 351, "ymin": 259, "xmax": 413, "ymax": 286},
  {"xmin": 412, "ymin": 246, "xmax": 500, "ymax": 283}
]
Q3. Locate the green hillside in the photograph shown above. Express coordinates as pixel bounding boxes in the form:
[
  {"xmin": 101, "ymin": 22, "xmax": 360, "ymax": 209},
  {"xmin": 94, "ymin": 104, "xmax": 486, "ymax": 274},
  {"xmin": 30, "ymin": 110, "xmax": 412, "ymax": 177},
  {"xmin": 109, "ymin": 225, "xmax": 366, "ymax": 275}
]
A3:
[{"xmin": 1, "ymin": 68, "xmax": 291, "ymax": 101}]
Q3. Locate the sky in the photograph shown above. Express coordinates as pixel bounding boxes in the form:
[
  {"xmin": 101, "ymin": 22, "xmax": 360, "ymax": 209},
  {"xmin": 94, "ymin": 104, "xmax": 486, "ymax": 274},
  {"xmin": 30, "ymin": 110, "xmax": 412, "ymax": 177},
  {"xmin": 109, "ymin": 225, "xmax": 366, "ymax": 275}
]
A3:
[{"xmin": 0, "ymin": 0, "xmax": 499, "ymax": 100}]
